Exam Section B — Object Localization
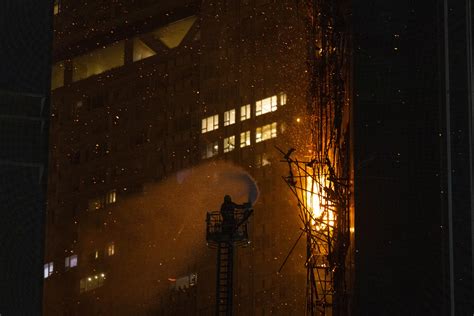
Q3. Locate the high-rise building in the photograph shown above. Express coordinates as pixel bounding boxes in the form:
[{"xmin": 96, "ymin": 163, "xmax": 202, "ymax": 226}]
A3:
[
  {"xmin": 0, "ymin": 1, "xmax": 52, "ymax": 314},
  {"xmin": 45, "ymin": 1, "xmax": 317, "ymax": 315},
  {"xmin": 353, "ymin": 0, "xmax": 473, "ymax": 314}
]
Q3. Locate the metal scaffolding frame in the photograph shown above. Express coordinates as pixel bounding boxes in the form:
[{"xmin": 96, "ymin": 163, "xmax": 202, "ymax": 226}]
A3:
[{"xmin": 280, "ymin": 0, "xmax": 350, "ymax": 314}]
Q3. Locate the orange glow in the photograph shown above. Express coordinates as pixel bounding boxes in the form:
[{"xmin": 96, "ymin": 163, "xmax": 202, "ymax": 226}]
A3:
[{"xmin": 306, "ymin": 175, "xmax": 335, "ymax": 231}]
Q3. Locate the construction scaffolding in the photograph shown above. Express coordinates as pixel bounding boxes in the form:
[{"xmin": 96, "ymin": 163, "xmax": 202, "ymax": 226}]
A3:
[{"xmin": 280, "ymin": 0, "xmax": 351, "ymax": 315}]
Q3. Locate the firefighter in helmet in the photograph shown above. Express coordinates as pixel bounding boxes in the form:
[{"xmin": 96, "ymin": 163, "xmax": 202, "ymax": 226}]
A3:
[{"xmin": 220, "ymin": 195, "xmax": 247, "ymax": 234}]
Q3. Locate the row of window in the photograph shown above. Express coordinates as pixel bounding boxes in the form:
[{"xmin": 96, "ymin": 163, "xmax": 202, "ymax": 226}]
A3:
[
  {"xmin": 201, "ymin": 93, "xmax": 286, "ymax": 134},
  {"xmin": 202, "ymin": 122, "xmax": 277, "ymax": 159},
  {"xmin": 44, "ymin": 243, "xmax": 115, "ymax": 279},
  {"xmin": 51, "ymin": 16, "xmax": 197, "ymax": 90}
]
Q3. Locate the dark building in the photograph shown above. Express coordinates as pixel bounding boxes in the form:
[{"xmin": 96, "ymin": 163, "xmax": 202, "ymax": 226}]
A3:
[
  {"xmin": 353, "ymin": 0, "xmax": 473, "ymax": 314},
  {"xmin": 0, "ymin": 1, "xmax": 52, "ymax": 314},
  {"xmin": 44, "ymin": 1, "xmax": 313, "ymax": 315}
]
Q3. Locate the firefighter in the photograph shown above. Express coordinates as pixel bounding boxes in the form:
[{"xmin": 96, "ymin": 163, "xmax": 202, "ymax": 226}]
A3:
[{"xmin": 220, "ymin": 195, "xmax": 247, "ymax": 234}]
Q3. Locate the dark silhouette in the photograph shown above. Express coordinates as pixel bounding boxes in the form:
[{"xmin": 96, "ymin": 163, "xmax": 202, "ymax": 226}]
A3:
[{"xmin": 220, "ymin": 195, "xmax": 246, "ymax": 234}]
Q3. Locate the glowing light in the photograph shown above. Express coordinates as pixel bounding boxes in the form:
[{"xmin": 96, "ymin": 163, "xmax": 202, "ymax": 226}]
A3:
[
  {"xmin": 296, "ymin": 118, "xmax": 301, "ymax": 123},
  {"xmin": 306, "ymin": 175, "xmax": 335, "ymax": 231}
]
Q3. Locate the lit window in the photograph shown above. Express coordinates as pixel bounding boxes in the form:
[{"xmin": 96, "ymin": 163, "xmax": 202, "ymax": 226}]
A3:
[
  {"xmin": 107, "ymin": 242, "xmax": 115, "ymax": 256},
  {"xmin": 53, "ymin": 0, "xmax": 60, "ymax": 15},
  {"xmin": 201, "ymin": 114, "xmax": 219, "ymax": 133},
  {"xmin": 255, "ymin": 122, "xmax": 277, "ymax": 143},
  {"xmin": 94, "ymin": 250, "xmax": 99, "ymax": 259},
  {"xmin": 279, "ymin": 92, "xmax": 287, "ymax": 106},
  {"xmin": 202, "ymin": 141, "xmax": 219, "ymax": 159},
  {"xmin": 133, "ymin": 38, "xmax": 156, "ymax": 62},
  {"xmin": 240, "ymin": 131, "xmax": 251, "ymax": 148},
  {"xmin": 153, "ymin": 16, "xmax": 197, "ymax": 49},
  {"xmin": 80, "ymin": 273, "xmax": 106, "ymax": 293},
  {"xmin": 223, "ymin": 109, "xmax": 236, "ymax": 126},
  {"xmin": 240, "ymin": 104, "xmax": 251, "ymax": 121},
  {"xmin": 72, "ymin": 41, "xmax": 125, "ymax": 82},
  {"xmin": 223, "ymin": 136, "xmax": 235, "ymax": 153},
  {"xmin": 44, "ymin": 262, "xmax": 54, "ymax": 279},
  {"xmin": 106, "ymin": 190, "xmax": 116, "ymax": 204},
  {"xmin": 65, "ymin": 255, "xmax": 78, "ymax": 269},
  {"xmin": 255, "ymin": 153, "xmax": 271, "ymax": 168},
  {"xmin": 256, "ymin": 95, "xmax": 277, "ymax": 116}
]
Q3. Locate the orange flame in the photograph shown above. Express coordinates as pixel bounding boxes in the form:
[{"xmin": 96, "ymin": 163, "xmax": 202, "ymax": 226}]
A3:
[{"xmin": 306, "ymin": 175, "xmax": 335, "ymax": 231}]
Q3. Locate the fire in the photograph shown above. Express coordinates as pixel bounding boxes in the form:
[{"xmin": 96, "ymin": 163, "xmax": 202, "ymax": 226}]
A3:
[{"xmin": 306, "ymin": 175, "xmax": 335, "ymax": 231}]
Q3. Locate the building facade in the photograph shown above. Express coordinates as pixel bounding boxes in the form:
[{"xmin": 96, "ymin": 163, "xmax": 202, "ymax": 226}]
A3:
[
  {"xmin": 0, "ymin": 0, "xmax": 52, "ymax": 314},
  {"xmin": 44, "ymin": 1, "xmax": 317, "ymax": 315},
  {"xmin": 352, "ymin": 0, "xmax": 474, "ymax": 314}
]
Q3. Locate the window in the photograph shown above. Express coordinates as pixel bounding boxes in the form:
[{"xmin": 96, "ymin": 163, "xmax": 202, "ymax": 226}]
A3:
[
  {"xmin": 223, "ymin": 136, "xmax": 235, "ymax": 153},
  {"xmin": 72, "ymin": 41, "xmax": 125, "ymax": 82},
  {"xmin": 44, "ymin": 262, "xmax": 54, "ymax": 279},
  {"xmin": 106, "ymin": 190, "xmax": 116, "ymax": 204},
  {"xmin": 53, "ymin": 0, "xmax": 60, "ymax": 15},
  {"xmin": 240, "ymin": 104, "xmax": 251, "ymax": 121},
  {"xmin": 224, "ymin": 109, "xmax": 236, "ymax": 126},
  {"xmin": 240, "ymin": 131, "xmax": 251, "ymax": 148},
  {"xmin": 256, "ymin": 122, "xmax": 277, "ymax": 143},
  {"xmin": 255, "ymin": 153, "xmax": 271, "ymax": 168},
  {"xmin": 202, "ymin": 141, "xmax": 219, "ymax": 159},
  {"xmin": 65, "ymin": 255, "xmax": 78, "ymax": 269},
  {"xmin": 279, "ymin": 92, "xmax": 287, "ymax": 106},
  {"xmin": 153, "ymin": 16, "xmax": 197, "ymax": 49},
  {"xmin": 80, "ymin": 273, "xmax": 106, "ymax": 293},
  {"xmin": 133, "ymin": 38, "xmax": 156, "ymax": 62},
  {"xmin": 201, "ymin": 114, "xmax": 219, "ymax": 133},
  {"xmin": 256, "ymin": 95, "xmax": 277, "ymax": 116},
  {"xmin": 107, "ymin": 242, "xmax": 115, "ymax": 256}
]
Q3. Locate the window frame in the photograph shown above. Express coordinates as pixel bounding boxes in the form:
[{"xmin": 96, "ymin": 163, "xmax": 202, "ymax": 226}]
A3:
[
  {"xmin": 223, "ymin": 135, "xmax": 236, "ymax": 153},
  {"xmin": 240, "ymin": 104, "xmax": 251, "ymax": 121},
  {"xmin": 44, "ymin": 262, "xmax": 54, "ymax": 279},
  {"xmin": 256, "ymin": 122, "xmax": 277, "ymax": 143},
  {"xmin": 65, "ymin": 254, "xmax": 78, "ymax": 269},
  {"xmin": 201, "ymin": 114, "xmax": 219, "ymax": 133},
  {"xmin": 240, "ymin": 131, "xmax": 251, "ymax": 148},
  {"xmin": 107, "ymin": 242, "xmax": 115, "ymax": 256},
  {"xmin": 202, "ymin": 141, "xmax": 219, "ymax": 159},
  {"xmin": 223, "ymin": 109, "xmax": 236, "ymax": 126},
  {"xmin": 255, "ymin": 95, "xmax": 278, "ymax": 116}
]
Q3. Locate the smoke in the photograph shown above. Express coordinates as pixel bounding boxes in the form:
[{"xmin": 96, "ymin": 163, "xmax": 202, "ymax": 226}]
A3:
[
  {"xmin": 105, "ymin": 161, "xmax": 259, "ymax": 310},
  {"xmin": 219, "ymin": 170, "xmax": 259, "ymax": 205}
]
